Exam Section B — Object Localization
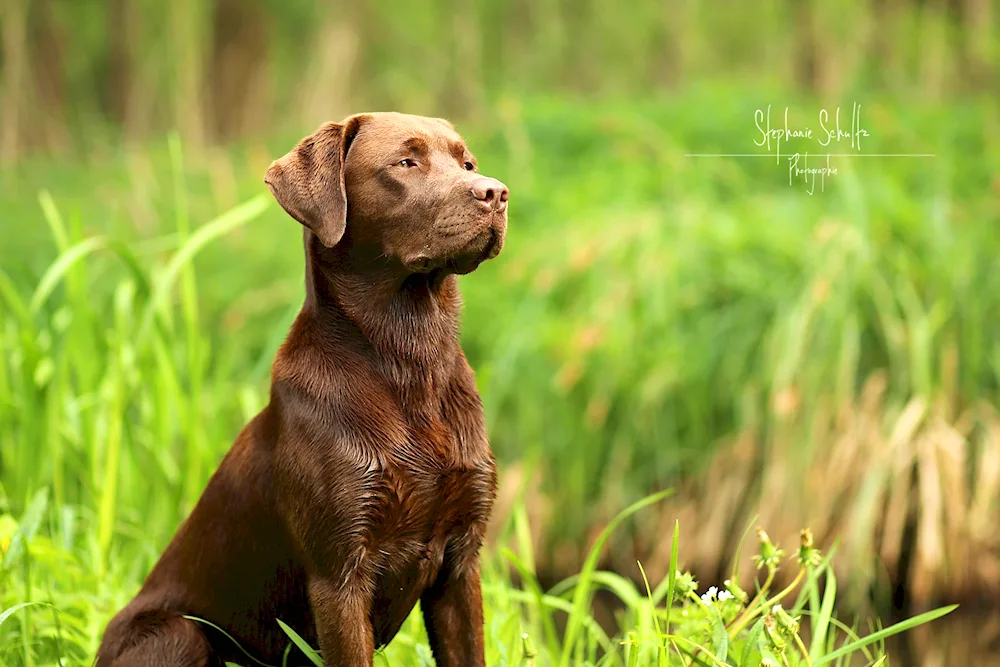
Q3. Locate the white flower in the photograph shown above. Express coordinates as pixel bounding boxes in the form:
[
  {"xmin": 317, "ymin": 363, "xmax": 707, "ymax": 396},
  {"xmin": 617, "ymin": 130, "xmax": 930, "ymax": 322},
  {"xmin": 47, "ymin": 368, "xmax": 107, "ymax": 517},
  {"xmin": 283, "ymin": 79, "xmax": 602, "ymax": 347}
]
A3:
[
  {"xmin": 772, "ymin": 604, "xmax": 783, "ymax": 614},
  {"xmin": 700, "ymin": 586, "xmax": 719, "ymax": 604},
  {"xmin": 718, "ymin": 590, "xmax": 735, "ymax": 602}
]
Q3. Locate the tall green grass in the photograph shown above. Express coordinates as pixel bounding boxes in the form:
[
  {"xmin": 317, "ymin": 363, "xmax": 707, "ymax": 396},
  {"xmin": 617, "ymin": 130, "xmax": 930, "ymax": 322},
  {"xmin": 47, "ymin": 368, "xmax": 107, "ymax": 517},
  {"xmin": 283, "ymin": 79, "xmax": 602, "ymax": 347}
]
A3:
[
  {"xmin": 1, "ymin": 0, "xmax": 996, "ymax": 159},
  {"xmin": 0, "ymin": 482, "xmax": 954, "ymax": 665},
  {"xmin": 2, "ymin": 92, "xmax": 999, "ymax": 610},
  {"xmin": 2, "ymin": 4, "xmax": 998, "ymax": 664}
]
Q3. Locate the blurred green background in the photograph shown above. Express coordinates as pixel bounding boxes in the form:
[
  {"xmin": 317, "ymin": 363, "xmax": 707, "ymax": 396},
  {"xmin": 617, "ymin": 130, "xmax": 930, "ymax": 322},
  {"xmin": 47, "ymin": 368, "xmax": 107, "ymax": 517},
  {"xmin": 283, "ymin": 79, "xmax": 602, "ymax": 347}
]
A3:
[{"xmin": 1, "ymin": 0, "xmax": 999, "ymax": 664}]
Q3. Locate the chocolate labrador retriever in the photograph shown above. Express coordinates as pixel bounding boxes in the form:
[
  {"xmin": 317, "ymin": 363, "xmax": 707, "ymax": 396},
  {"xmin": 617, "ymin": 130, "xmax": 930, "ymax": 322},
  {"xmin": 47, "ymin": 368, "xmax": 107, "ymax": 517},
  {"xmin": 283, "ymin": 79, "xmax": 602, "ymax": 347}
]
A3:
[{"xmin": 95, "ymin": 113, "xmax": 507, "ymax": 667}]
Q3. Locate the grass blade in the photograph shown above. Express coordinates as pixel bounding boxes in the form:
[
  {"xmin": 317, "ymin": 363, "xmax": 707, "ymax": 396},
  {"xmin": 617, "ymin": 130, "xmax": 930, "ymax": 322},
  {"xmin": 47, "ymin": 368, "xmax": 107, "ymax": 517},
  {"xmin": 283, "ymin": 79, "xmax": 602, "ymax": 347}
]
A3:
[
  {"xmin": 558, "ymin": 489, "xmax": 673, "ymax": 667},
  {"xmin": 0, "ymin": 602, "xmax": 46, "ymax": 629},
  {"xmin": 185, "ymin": 615, "xmax": 276, "ymax": 667},
  {"xmin": 1, "ymin": 488, "xmax": 49, "ymax": 571},
  {"xmin": 739, "ymin": 618, "xmax": 765, "ymax": 667},
  {"xmin": 502, "ymin": 547, "xmax": 559, "ymax": 651},
  {"xmin": 710, "ymin": 606, "xmax": 729, "ymax": 663},
  {"xmin": 813, "ymin": 605, "xmax": 958, "ymax": 665},
  {"xmin": 137, "ymin": 194, "xmax": 271, "ymax": 339},
  {"xmin": 808, "ymin": 564, "xmax": 837, "ymax": 663},
  {"xmin": 277, "ymin": 618, "xmax": 323, "ymax": 667},
  {"xmin": 28, "ymin": 237, "xmax": 108, "ymax": 313}
]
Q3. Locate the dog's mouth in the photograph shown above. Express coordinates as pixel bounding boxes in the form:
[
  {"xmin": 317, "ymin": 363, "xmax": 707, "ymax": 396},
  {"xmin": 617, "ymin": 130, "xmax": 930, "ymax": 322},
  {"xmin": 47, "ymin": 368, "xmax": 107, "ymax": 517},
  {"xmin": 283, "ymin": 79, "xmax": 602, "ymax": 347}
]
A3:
[
  {"xmin": 404, "ymin": 223, "xmax": 503, "ymax": 276},
  {"xmin": 455, "ymin": 224, "xmax": 503, "ymax": 273},
  {"xmin": 480, "ymin": 226, "xmax": 500, "ymax": 261}
]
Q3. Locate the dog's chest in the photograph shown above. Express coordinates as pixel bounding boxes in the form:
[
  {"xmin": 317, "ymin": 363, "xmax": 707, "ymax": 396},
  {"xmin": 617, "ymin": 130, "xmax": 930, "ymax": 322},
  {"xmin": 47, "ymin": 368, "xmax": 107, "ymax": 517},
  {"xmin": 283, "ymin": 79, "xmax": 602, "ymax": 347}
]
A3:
[
  {"xmin": 372, "ymin": 389, "xmax": 494, "ymax": 551},
  {"xmin": 367, "ymin": 456, "xmax": 495, "ymax": 642},
  {"xmin": 373, "ymin": 455, "xmax": 495, "ymax": 557}
]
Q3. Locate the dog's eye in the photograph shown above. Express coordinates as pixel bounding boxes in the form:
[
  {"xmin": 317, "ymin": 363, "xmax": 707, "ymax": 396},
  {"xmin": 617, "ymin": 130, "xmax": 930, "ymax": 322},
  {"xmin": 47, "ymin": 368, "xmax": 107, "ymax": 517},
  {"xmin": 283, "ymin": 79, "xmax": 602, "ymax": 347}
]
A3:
[
  {"xmin": 464, "ymin": 161, "xmax": 476, "ymax": 171},
  {"xmin": 398, "ymin": 159, "xmax": 417, "ymax": 168}
]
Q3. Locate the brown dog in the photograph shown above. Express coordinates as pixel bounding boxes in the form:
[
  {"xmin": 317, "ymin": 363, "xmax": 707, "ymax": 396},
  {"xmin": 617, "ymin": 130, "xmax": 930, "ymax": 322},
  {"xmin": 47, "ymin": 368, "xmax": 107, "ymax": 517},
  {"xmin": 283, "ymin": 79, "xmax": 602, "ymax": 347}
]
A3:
[{"xmin": 95, "ymin": 112, "xmax": 507, "ymax": 667}]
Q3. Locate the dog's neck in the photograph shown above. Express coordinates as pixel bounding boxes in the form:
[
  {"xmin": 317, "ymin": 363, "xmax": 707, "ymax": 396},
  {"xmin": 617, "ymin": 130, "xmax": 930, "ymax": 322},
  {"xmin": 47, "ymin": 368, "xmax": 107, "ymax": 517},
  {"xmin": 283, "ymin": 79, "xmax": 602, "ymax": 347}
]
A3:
[{"xmin": 301, "ymin": 233, "xmax": 462, "ymax": 407}]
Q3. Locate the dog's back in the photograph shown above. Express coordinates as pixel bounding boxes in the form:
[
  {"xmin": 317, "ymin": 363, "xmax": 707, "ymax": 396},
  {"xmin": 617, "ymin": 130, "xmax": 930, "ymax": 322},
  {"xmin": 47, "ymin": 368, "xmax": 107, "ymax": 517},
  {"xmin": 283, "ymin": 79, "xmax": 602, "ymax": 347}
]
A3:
[{"xmin": 96, "ymin": 411, "xmax": 316, "ymax": 665}]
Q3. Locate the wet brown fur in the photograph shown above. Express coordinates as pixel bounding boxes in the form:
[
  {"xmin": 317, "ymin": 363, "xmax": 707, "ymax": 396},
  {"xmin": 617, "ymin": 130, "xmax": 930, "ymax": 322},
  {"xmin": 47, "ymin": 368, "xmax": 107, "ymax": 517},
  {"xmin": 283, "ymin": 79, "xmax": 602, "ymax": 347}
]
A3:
[{"xmin": 95, "ymin": 112, "xmax": 509, "ymax": 667}]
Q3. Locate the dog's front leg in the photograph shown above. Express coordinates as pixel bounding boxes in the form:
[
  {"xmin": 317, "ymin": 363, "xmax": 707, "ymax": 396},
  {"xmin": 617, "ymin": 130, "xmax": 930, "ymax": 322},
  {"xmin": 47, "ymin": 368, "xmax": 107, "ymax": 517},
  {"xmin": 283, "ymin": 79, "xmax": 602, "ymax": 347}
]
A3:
[
  {"xmin": 420, "ymin": 553, "xmax": 487, "ymax": 667},
  {"xmin": 308, "ymin": 575, "xmax": 374, "ymax": 667}
]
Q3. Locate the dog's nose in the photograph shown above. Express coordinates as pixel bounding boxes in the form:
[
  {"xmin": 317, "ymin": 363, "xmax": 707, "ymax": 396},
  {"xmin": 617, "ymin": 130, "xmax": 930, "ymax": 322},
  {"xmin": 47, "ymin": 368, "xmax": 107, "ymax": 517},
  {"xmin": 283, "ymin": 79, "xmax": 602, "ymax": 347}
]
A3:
[{"xmin": 470, "ymin": 177, "xmax": 509, "ymax": 211}]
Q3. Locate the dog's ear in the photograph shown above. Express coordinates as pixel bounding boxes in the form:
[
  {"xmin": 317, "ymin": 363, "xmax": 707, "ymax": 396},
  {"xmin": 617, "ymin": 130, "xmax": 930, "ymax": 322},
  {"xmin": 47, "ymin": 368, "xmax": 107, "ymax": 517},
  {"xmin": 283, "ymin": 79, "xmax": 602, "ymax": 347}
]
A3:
[{"xmin": 264, "ymin": 116, "xmax": 365, "ymax": 248}]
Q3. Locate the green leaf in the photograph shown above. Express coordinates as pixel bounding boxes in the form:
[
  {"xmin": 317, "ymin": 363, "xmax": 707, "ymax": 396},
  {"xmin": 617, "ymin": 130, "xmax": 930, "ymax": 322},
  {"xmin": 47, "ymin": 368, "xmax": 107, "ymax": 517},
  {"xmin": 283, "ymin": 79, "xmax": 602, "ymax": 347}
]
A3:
[
  {"xmin": 29, "ymin": 236, "xmax": 108, "ymax": 313},
  {"xmin": 739, "ymin": 618, "xmax": 765, "ymax": 667},
  {"xmin": 375, "ymin": 647, "xmax": 394, "ymax": 667},
  {"xmin": 415, "ymin": 643, "xmax": 434, "ymax": 667},
  {"xmin": 626, "ymin": 631, "xmax": 640, "ymax": 667},
  {"xmin": 2, "ymin": 487, "xmax": 49, "ymax": 570},
  {"xmin": 277, "ymin": 618, "xmax": 323, "ymax": 667},
  {"xmin": 710, "ymin": 606, "xmax": 729, "ymax": 663},
  {"xmin": 547, "ymin": 570, "xmax": 642, "ymax": 608},
  {"xmin": 813, "ymin": 605, "xmax": 958, "ymax": 665},
  {"xmin": 662, "ymin": 520, "xmax": 679, "ymax": 631},
  {"xmin": 558, "ymin": 489, "xmax": 673, "ymax": 667},
  {"xmin": 184, "ymin": 616, "xmax": 275, "ymax": 667},
  {"xmin": 38, "ymin": 190, "xmax": 70, "ymax": 251},
  {"xmin": 502, "ymin": 547, "xmax": 559, "ymax": 650},
  {"xmin": 0, "ymin": 602, "xmax": 47, "ymax": 629},
  {"xmin": 808, "ymin": 564, "xmax": 837, "ymax": 663},
  {"xmin": 636, "ymin": 560, "xmax": 668, "ymax": 667},
  {"xmin": 0, "ymin": 268, "xmax": 32, "ymax": 324},
  {"xmin": 480, "ymin": 583, "xmax": 616, "ymax": 655},
  {"xmin": 138, "ymin": 194, "xmax": 271, "ymax": 339}
]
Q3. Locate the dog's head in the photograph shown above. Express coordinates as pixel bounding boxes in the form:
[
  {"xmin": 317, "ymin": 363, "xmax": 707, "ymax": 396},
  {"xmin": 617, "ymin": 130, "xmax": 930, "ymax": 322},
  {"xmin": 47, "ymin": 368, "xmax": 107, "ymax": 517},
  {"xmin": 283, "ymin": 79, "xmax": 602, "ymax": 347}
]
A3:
[{"xmin": 264, "ymin": 112, "xmax": 508, "ymax": 276}]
